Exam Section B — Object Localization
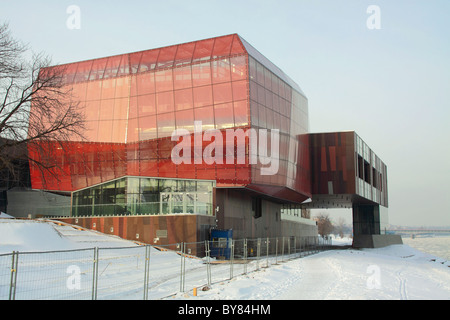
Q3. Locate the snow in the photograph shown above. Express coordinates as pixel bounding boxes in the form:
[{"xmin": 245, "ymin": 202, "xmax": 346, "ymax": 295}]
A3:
[
  {"xmin": 189, "ymin": 244, "xmax": 449, "ymax": 300},
  {"xmin": 1, "ymin": 219, "xmax": 449, "ymax": 300},
  {"xmin": 0, "ymin": 219, "xmax": 138, "ymax": 253},
  {"xmin": 0, "ymin": 212, "xmax": 13, "ymax": 219},
  {"xmin": 402, "ymin": 235, "xmax": 450, "ymax": 260}
]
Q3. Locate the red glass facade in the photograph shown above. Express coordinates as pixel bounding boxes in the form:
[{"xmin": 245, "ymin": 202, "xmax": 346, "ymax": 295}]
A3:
[{"xmin": 28, "ymin": 34, "xmax": 311, "ymax": 203}]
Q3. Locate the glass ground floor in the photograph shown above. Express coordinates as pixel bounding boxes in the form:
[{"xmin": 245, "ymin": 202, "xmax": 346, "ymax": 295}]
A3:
[{"xmin": 71, "ymin": 176, "xmax": 215, "ymax": 217}]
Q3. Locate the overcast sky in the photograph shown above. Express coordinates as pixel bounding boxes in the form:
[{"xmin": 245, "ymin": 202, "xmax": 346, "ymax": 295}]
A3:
[{"xmin": 1, "ymin": 0, "xmax": 449, "ymax": 227}]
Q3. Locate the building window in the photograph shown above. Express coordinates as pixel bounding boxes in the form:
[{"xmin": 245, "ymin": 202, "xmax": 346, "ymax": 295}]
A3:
[
  {"xmin": 72, "ymin": 177, "xmax": 215, "ymax": 217},
  {"xmin": 357, "ymin": 155, "xmax": 364, "ymax": 180},
  {"xmin": 372, "ymin": 168, "xmax": 377, "ymax": 188},
  {"xmin": 252, "ymin": 197, "xmax": 262, "ymax": 219},
  {"xmin": 364, "ymin": 160, "xmax": 371, "ymax": 184}
]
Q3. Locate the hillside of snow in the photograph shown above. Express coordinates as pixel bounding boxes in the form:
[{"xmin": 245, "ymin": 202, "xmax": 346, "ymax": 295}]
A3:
[
  {"xmin": 0, "ymin": 218, "xmax": 449, "ymax": 300},
  {"xmin": 0, "ymin": 218, "xmax": 138, "ymax": 253}
]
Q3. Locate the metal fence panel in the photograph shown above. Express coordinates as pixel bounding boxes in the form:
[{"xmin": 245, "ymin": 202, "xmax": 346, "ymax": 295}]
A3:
[
  {"xmin": 145, "ymin": 243, "xmax": 183, "ymax": 299},
  {"xmin": 13, "ymin": 248, "xmax": 95, "ymax": 300},
  {"xmin": 0, "ymin": 253, "xmax": 14, "ymax": 300},
  {"xmin": 1, "ymin": 235, "xmax": 334, "ymax": 300},
  {"xmin": 95, "ymin": 246, "xmax": 147, "ymax": 300}
]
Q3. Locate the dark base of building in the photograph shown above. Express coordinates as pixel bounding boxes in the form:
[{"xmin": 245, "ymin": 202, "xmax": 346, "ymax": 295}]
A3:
[{"xmin": 353, "ymin": 234, "xmax": 403, "ymax": 248}]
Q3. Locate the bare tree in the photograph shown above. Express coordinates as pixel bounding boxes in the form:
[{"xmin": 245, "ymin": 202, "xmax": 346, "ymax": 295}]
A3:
[
  {"xmin": 0, "ymin": 22, "xmax": 85, "ymax": 187},
  {"xmin": 334, "ymin": 217, "xmax": 346, "ymax": 238},
  {"xmin": 315, "ymin": 212, "xmax": 334, "ymax": 237}
]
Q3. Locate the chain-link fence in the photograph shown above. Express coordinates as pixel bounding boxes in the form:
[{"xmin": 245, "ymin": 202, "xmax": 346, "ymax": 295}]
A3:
[{"xmin": 0, "ymin": 236, "xmax": 333, "ymax": 300}]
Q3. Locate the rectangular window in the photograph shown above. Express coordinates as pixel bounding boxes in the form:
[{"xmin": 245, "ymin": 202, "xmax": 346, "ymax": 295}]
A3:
[
  {"xmin": 252, "ymin": 197, "xmax": 262, "ymax": 219},
  {"xmin": 358, "ymin": 155, "xmax": 364, "ymax": 180},
  {"xmin": 364, "ymin": 160, "xmax": 371, "ymax": 184},
  {"xmin": 372, "ymin": 168, "xmax": 377, "ymax": 188}
]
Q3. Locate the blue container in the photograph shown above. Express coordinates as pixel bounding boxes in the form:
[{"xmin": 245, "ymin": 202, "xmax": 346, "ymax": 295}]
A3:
[{"xmin": 210, "ymin": 229, "xmax": 233, "ymax": 260}]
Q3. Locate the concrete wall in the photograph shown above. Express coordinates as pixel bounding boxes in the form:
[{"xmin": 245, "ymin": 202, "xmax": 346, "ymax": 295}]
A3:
[
  {"xmin": 6, "ymin": 188, "xmax": 71, "ymax": 218},
  {"xmin": 352, "ymin": 203, "xmax": 380, "ymax": 235},
  {"xmin": 281, "ymin": 219, "xmax": 318, "ymax": 238},
  {"xmin": 216, "ymin": 188, "xmax": 318, "ymax": 239},
  {"xmin": 353, "ymin": 234, "xmax": 403, "ymax": 248}
]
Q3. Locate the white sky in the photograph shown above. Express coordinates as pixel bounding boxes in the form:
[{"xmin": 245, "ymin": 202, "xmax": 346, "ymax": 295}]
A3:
[{"xmin": 1, "ymin": 0, "xmax": 449, "ymax": 227}]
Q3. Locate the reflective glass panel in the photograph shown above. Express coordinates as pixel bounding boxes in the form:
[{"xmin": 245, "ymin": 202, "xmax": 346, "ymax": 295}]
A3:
[
  {"xmin": 212, "ymin": 35, "xmax": 232, "ymax": 59},
  {"xmin": 174, "ymin": 88, "xmax": 193, "ymax": 111},
  {"xmin": 156, "ymin": 112, "xmax": 176, "ymax": 138},
  {"xmin": 214, "ymin": 102, "xmax": 234, "ymax": 129},
  {"xmin": 157, "ymin": 46, "xmax": 177, "ymax": 69},
  {"xmin": 156, "ymin": 91, "xmax": 174, "ymax": 114},
  {"xmin": 155, "ymin": 69, "xmax": 173, "ymax": 92},
  {"xmin": 137, "ymin": 94, "xmax": 156, "ymax": 117},
  {"xmin": 139, "ymin": 50, "xmax": 159, "ymax": 72},
  {"xmin": 193, "ymin": 86, "xmax": 213, "ymax": 108},
  {"xmin": 173, "ymin": 65, "xmax": 192, "ymax": 90},
  {"xmin": 192, "ymin": 62, "xmax": 211, "ymax": 87},
  {"xmin": 192, "ymin": 38, "xmax": 214, "ymax": 62}
]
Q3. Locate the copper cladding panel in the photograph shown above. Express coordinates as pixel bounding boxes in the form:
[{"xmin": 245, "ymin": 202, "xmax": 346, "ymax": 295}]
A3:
[{"xmin": 57, "ymin": 215, "xmax": 215, "ymax": 246}]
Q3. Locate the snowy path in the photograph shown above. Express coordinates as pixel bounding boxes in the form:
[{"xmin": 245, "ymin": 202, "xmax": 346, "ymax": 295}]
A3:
[
  {"xmin": 276, "ymin": 253, "xmax": 345, "ymax": 300},
  {"xmin": 272, "ymin": 247, "xmax": 450, "ymax": 300},
  {"xmin": 190, "ymin": 246, "xmax": 450, "ymax": 300}
]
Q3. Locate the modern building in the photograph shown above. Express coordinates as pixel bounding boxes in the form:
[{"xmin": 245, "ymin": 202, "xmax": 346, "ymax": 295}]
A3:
[
  {"xmin": 7, "ymin": 34, "xmax": 399, "ymax": 247},
  {"xmin": 304, "ymin": 131, "xmax": 401, "ymax": 247}
]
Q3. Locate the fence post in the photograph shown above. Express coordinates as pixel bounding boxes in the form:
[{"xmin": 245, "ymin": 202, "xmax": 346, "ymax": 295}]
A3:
[
  {"xmin": 287, "ymin": 237, "xmax": 290, "ymax": 259},
  {"xmin": 205, "ymin": 240, "xmax": 211, "ymax": 286},
  {"xmin": 301, "ymin": 237, "xmax": 304, "ymax": 257},
  {"xmin": 143, "ymin": 245, "xmax": 151, "ymax": 300},
  {"xmin": 266, "ymin": 237, "xmax": 269, "ymax": 268},
  {"xmin": 180, "ymin": 242, "xmax": 185, "ymax": 292},
  {"xmin": 92, "ymin": 247, "xmax": 99, "ymax": 300},
  {"xmin": 229, "ymin": 240, "xmax": 235, "ymax": 280},
  {"xmin": 294, "ymin": 237, "xmax": 297, "ymax": 258},
  {"xmin": 243, "ymin": 239, "xmax": 248, "ymax": 274},
  {"xmin": 255, "ymin": 238, "xmax": 260, "ymax": 270},
  {"xmin": 307, "ymin": 236, "xmax": 311, "ymax": 255},
  {"xmin": 275, "ymin": 237, "xmax": 279, "ymax": 264},
  {"xmin": 9, "ymin": 251, "xmax": 18, "ymax": 300}
]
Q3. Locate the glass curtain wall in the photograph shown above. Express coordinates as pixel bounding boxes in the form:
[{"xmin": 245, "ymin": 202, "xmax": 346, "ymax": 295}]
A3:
[
  {"xmin": 29, "ymin": 34, "xmax": 251, "ymax": 192},
  {"xmin": 248, "ymin": 55, "xmax": 310, "ymax": 195},
  {"xmin": 72, "ymin": 177, "xmax": 215, "ymax": 217},
  {"xmin": 355, "ymin": 134, "xmax": 388, "ymax": 207}
]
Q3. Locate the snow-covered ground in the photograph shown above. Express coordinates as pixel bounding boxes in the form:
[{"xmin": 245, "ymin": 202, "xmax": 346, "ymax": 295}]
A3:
[
  {"xmin": 402, "ymin": 235, "xmax": 450, "ymax": 261},
  {"xmin": 195, "ymin": 244, "xmax": 449, "ymax": 300},
  {"xmin": 1, "ymin": 218, "xmax": 449, "ymax": 300}
]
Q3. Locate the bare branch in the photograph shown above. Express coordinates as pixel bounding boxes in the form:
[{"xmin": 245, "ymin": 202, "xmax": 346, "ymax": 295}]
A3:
[{"xmin": 0, "ymin": 23, "xmax": 86, "ymax": 188}]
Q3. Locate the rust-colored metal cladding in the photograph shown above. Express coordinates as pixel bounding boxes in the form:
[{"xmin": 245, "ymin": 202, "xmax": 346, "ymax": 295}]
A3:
[
  {"xmin": 307, "ymin": 131, "xmax": 388, "ymax": 208},
  {"xmin": 58, "ymin": 215, "xmax": 215, "ymax": 249}
]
